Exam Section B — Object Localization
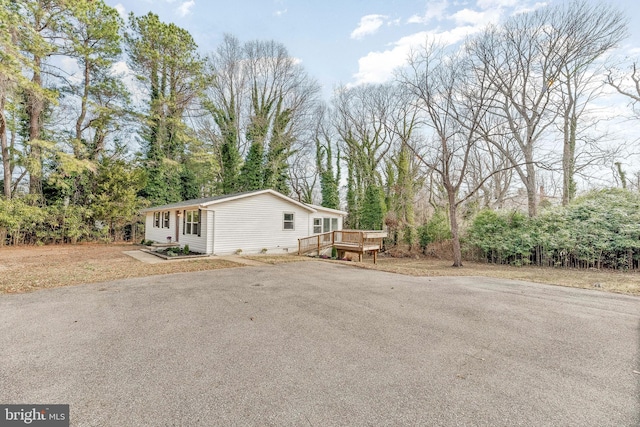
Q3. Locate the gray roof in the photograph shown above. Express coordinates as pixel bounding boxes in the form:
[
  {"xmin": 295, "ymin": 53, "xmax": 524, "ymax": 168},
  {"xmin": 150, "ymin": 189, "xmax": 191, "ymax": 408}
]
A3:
[{"xmin": 140, "ymin": 190, "xmax": 263, "ymax": 213}]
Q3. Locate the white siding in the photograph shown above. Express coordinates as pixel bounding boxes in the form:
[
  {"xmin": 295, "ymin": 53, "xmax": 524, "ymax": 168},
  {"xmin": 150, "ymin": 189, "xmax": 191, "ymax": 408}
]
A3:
[
  {"xmin": 144, "ymin": 211, "xmax": 176, "ymax": 243},
  {"xmin": 308, "ymin": 210, "xmax": 343, "ymax": 234},
  {"xmin": 211, "ymin": 192, "xmax": 313, "ymax": 255},
  {"xmin": 205, "ymin": 211, "xmax": 215, "ymax": 254},
  {"xmin": 144, "ymin": 209, "xmax": 209, "ymax": 254},
  {"xmin": 176, "ymin": 209, "xmax": 208, "ymax": 254}
]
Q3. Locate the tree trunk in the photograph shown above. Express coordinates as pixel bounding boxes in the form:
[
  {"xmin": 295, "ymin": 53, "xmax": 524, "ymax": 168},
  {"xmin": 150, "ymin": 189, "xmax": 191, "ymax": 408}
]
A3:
[
  {"xmin": 524, "ymin": 160, "xmax": 537, "ymax": 217},
  {"xmin": 0, "ymin": 95, "xmax": 11, "ymax": 199},
  {"xmin": 448, "ymin": 187, "xmax": 463, "ymax": 267},
  {"xmin": 27, "ymin": 56, "xmax": 43, "ymax": 199},
  {"xmin": 562, "ymin": 107, "xmax": 577, "ymax": 206}
]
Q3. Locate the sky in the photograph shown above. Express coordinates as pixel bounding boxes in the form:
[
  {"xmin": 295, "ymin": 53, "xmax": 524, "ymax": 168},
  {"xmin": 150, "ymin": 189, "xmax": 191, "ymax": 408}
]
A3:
[
  {"xmin": 104, "ymin": 0, "xmax": 640, "ymax": 185},
  {"xmin": 105, "ymin": 0, "xmax": 640, "ymax": 99}
]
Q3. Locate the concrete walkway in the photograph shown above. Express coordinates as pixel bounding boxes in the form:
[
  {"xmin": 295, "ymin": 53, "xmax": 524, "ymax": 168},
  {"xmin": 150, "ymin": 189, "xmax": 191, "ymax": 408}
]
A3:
[{"xmin": 123, "ymin": 250, "xmax": 269, "ymax": 267}]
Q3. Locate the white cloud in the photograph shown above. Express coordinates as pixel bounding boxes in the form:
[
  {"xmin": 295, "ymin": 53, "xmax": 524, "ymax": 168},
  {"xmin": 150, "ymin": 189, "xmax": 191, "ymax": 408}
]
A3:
[
  {"xmin": 176, "ymin": 1, "xmax": 195, "ymax": 17},
  {"xmin": 274, "ymin": 9, "xmax": 288, "ymax": 17},
  {"xmin": 513, "ymin": 2, "xmax": 548, "ymax": 15},
  {"xmin": 111, "ymin": 61, "xmax": 130, "ymax": 75},
  {"xmin": 114, "ymin": 3, "xmax": 126, "ymax": 18},
  {"xmin": 408, "ymin": 0, "xmax": 448, "ymax": 25},
  {"xmin": 450, "ymin": 8, "xmax": 500, "ymax": 27},
  {"xmin": 477, "ymin": 0, "xmax": 518, "ymax": 8},
  {"xmin": 351, "ymin": 23, "xmax": 490, "ymax": 85},
  {"xmin": 350, "ymin": 14, "xmax": 388, "ymax": 40}
]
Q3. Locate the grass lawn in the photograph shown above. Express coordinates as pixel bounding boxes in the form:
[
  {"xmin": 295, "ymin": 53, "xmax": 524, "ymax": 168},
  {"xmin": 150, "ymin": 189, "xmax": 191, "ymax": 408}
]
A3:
[
  {"xmin": 0, "ymin": 244, "xmax": 638, "ymax": 296},
  {"xmin": 0, "ymin": 243, "xmax": 241, "ymax": 293},
  {"xmin": 349, "ymin": 255, "xmax": 640, "ymax": 296}
]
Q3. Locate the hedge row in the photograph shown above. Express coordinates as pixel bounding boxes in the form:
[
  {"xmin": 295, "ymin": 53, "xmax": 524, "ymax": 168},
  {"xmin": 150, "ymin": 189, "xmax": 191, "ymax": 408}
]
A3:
[{"xmin": 465, "ymin": 189, "xmax": 640, "ymax": 270}]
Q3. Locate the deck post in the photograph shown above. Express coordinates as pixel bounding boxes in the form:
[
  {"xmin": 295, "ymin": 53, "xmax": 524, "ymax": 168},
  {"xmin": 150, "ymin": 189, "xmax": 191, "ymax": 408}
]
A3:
[
  {"xmin": 298, "ymin": 239, "xmax": 301, "ymax": 255},
  {"xmin": 317, "ymin": 235, "xmax": 320, "ymax": 256}
]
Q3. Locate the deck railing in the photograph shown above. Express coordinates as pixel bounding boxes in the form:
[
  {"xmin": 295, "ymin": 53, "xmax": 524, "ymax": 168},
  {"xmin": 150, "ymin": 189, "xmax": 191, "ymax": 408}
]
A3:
[
  {"xmin": 298, "ymin": 229, "xmax": 387, "ymax": 259},
  {"xmin": 298, "ymin": 232, "xmax": 334, "ymax": 255}
]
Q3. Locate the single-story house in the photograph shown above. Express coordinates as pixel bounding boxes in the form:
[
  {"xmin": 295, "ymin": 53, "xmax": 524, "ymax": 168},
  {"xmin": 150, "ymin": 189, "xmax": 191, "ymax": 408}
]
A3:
[{"xmin": 141, "ymin": 189, "xmax": 347, "ymax": 255}]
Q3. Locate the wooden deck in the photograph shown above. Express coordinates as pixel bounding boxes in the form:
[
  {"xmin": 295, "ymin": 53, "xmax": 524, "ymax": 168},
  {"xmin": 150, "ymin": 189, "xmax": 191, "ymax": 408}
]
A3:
[{"xmin": 298, "ymin": 230, "xmax": 387, "ymax": 263}]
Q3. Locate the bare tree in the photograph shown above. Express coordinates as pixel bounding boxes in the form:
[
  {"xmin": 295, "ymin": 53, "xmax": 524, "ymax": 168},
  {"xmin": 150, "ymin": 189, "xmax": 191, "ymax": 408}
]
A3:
[
  {"xmin": 332, "ymin": 83, "xmax": 396, "ymax": 228},
  {"xmin": 554, "ymin": 2, "xmax": 626, "ymax": 205},
  {"xmin": 468, "ymin": 0, "xmax": 626, "ymax": 216},
  {"xmin": 201, "ymin": 36, "xmax": 320, "ymax": 194},
  {"xmin": 397, "ymin": 42, "xmax": 495, "ymax": 267},
  {"xmin": 203, "ymin": 34, "xmax": 247, "ymax": 194},
  {"xmin": 607, "ymin": 61, "xmax": 640, "ymax": 113}
]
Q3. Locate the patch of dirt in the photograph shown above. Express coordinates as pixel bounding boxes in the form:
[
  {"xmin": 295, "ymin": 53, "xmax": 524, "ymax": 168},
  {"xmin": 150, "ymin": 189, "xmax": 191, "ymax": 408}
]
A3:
[
  {"xmin": 2, "ymin": 243, "xmax": 638, "ymax": 296},
  {"xmin": 242, "ymin": 254, "xmax": 311, "ymax": 265},
  {"xmin": 345, "ymin": 254, "xmax": 640, "ymax": 296},
  {"xmin": 0, "ymin": 243, "xmax": 241, "ymax": 294}
]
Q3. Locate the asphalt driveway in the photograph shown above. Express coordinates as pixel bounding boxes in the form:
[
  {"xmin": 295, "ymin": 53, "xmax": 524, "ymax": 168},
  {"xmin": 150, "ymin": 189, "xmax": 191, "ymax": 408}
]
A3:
[{"xmin": 1, "ymin": 261, "xmax": 638, "ymax": 426}]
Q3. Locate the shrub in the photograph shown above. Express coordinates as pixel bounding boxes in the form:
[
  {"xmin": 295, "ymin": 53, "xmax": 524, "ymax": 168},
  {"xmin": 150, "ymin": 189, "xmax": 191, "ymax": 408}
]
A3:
[
  {"xmin": 417, "ymin": 210, "xmax": 452, "ymax": 253},
  {"xmin": 465, "ymin": 189, "xmax": 640, "ymax": 269},
  {"xmin": 183, "ymin": 244, "xmax": 190, "ymax": 255}
]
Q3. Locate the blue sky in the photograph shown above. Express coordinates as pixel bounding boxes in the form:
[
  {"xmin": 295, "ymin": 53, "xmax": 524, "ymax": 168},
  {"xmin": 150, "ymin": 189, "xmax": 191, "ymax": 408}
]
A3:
[{"xmin": 106, "ymin": 0, "xmax": 640, "ymax": 99}]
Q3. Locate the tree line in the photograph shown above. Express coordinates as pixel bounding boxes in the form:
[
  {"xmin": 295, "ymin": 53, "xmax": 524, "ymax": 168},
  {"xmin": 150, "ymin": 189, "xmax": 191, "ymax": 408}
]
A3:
[{"xmin": 1, "ymin": 0, "xmax": 639, "ymax": 268}]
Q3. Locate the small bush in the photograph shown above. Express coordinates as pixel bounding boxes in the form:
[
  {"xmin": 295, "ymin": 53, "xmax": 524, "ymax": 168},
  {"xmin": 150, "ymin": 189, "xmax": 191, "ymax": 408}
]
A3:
[{"xmin": 183, "ymin": 244, "xmax": 190, "ymax": 255}]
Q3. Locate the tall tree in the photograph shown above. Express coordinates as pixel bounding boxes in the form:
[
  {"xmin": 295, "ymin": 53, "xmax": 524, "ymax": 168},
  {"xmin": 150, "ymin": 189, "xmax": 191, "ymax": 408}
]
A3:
[
  {"xmin": 126, "ymin": 12, "xmax": 206, "ymax": 204},
  {"xmin": 469, "ymin": 1, "xmax": 625, "ymax": 216},
  {"xmin": 0, "ymin": 0, "xmax": 29, "ymax": 199},
  {"xmin": 333, "ymin": 84, "xmax": 395, "ymax": 228},
  {"xmin": 555, "ymin": 2, "xmax": 626, "ymax": 205},
  {"xmin": 15, "ymin": 0, "xmax": 67, "ymax": 200},
  {"xmin": 314, "ymin": 105, "xmax": 340, "ymax": 209},
  {"xmin": 203, "ymin": 37, "xmax": 319, "ymax": 195},
  {"xmin": 52, "ymin": 0, "xmax": 128, "ymax": 205},
  {"xmin": 398, "ymin": 42, "xmax": 494, "ymax": 267},
  {"xmin": 203, "ymin": 34, "xmax": 244, "ymax": 194}
]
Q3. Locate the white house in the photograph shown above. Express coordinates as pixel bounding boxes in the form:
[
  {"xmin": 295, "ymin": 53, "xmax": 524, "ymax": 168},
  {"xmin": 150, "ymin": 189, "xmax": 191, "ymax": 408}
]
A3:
[{"xmin": 141, "ymin": 189, "xmax": 347, "ymax": 255}]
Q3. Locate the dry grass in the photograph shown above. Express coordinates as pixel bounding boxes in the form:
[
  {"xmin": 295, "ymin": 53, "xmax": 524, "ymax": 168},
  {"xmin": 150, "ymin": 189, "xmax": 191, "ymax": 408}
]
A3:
[
  {"xmin": 0, "ymin": 243, "xmax": 241, "ymax": 294},
  {"xmin": 2, "ymin": 244, "xmax": 639, "ymax": 296},
  {"xmin": 346, "ymin": 254, "xmax": 640, "ymax": 296},
  {"xmin": 243, "ymin": 254, "xmax": 311, "ymax": 265}
]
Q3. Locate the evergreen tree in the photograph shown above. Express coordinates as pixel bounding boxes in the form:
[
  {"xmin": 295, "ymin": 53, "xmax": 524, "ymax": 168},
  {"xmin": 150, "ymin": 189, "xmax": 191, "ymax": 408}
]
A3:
[
  {"xmin": 126, "ymin": 12, "xmax": 205, "ymax": 204},
  {"xmin": 361, "ymin": 185, "xmax": 386, "ymax": 230},
  {"xmin": 316, "ymin": 131, "xmax": 340, "ymax": 209}
]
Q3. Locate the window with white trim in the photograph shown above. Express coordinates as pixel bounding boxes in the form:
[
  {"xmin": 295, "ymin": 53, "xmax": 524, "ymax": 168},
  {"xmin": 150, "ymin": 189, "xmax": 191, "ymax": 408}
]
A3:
[
  {"xmin": 184, "ymin": 210, "xmax": 200, "ymax": 235},
  {"xmin": 314, "ymin": 217, "xmax": 339, "ymax": 233},
  {"xmin": 283, "ymin": 212, "xmax": 294, "ymax": 230},
  {"xmin": 313, "ymin": 218, "xmax": 322, "ymax": 234},
  {"xmin": 163, "ymin": 211, "xmax": 170, "ymax": 228},
  {"xmin": 154, "ymin": 212, "xmax": 161, "ymax": 228}
]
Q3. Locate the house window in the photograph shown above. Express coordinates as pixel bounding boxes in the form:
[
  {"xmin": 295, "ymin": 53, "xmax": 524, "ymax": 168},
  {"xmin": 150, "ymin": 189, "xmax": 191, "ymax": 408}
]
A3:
[
  {"xmin": 154, "ymin": 212, "xmax": 160, "ymax": 228},
  {"xmin": 313, "ymin": 218, "xmax": 322, "ymax": 234},
  {"xmin": 185, "ymin": 210, "xmax": 200, "ymax": 235},
  {"xmin": 331, "ymin": 218, "xmax": 338, "ymax": 231},
  {"xmin": 283, "ymin": 212, "xmax": 294, "ymax": 230},
  {"xmin": 323, "ymin": 218, "xmax": 331, "ymax": 233},
  {"xmin": 163, "ymin": 211, "xmax": 170, "ymax": 228}
]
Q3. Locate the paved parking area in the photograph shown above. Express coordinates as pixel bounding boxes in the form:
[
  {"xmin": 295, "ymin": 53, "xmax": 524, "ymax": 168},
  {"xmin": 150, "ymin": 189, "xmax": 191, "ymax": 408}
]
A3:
[{"xmin": 1, "ymin": 261, "xmax": 638, "ymax": 426}]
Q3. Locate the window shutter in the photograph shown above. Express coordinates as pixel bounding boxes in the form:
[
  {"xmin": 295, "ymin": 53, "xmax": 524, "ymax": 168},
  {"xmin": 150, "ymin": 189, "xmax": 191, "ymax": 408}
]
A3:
[
  {"xmin": 182, "ymin": 210, "xmax": 186, "ymax": 235},
  {"xmin": 198, "ymin": 209, "xmax": 202, "ymax": 237}
]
